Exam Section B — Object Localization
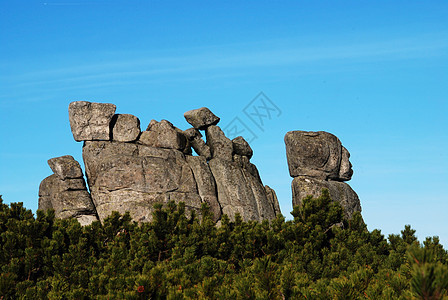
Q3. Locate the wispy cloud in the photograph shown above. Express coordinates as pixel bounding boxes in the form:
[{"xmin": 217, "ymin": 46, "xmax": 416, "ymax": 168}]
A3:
[{"xmin": 0, "ymin": 33, "xmax": 447, "ymax": 102}]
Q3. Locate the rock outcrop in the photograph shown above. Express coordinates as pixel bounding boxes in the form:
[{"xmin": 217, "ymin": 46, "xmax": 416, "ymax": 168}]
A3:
[
  {"xmin": 38, "ymin": 155, "xmax": 98, "ymax": 225},
  {"xmin": 38, "ymin": 101, "xmax": 281, "ymax": 225},
  {"xmin": 285, "ymin": 131, "xmax": 361, "ymax": 219},
  {"xmin": 39, "ymin": 101, "xmax": 365, "ymax": 225}
]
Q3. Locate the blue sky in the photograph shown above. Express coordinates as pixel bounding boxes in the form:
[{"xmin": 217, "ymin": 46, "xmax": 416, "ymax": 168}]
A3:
[{"xmin": 0, "ymin": 1, "xmax": 447, "ymax": 246}]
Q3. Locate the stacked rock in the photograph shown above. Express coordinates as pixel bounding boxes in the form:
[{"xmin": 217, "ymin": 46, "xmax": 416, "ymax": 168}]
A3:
[
  {"xmin": 284, "ymin": 131, "xmax": 361, "ymax": 219},
  {"xmin": 183, "ymin": 107, "xmax": 281, "ymax": 221},
  {"xmin": 38, "ymin": 101, "xmax": 281, "ymax": 225},
  {"xmin": 38, "ymin": 155, "xmax": 98, "ymax": 225}
]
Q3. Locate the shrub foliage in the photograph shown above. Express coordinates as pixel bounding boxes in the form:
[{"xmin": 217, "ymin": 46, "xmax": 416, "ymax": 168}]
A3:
[{"xmin": 0, "ymin": 191, "xmax": 447, "ymax": 299}]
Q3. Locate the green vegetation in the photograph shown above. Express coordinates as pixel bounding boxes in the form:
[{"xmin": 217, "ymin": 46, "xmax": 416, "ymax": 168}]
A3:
[{"xmin": 1, "ymin": 192, "xmax": 447, "ymax": 299}]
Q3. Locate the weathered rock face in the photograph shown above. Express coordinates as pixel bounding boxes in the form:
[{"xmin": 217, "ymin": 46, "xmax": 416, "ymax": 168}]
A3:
[
  {"xmin": 83, "ymin": 141, "xmax": 201, "ymax": 222},
  {"xmin": 38, "ymin": 156, "xmax": 98, "ymax": 226},
  {"xmin": 39, "ymin": 102, "xmax": 281, "ymax": 225},
  {"xmin": 185, "ymin": 156, "xmax": 221, "ymax": 222},
  {"xmin": 208, "ymin": 158, "xmax": 258, "ymax": 221},
  {"xmin": 68, "ymin": 101, "xmax": 116, "ymax": 142},
  {"xmin": 285, "ymin": 130, "xmax": 361, "ymax": 219}
]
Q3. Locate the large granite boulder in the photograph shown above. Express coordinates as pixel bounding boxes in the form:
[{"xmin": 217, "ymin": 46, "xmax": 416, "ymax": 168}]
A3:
[
  {"xmin": 184, "ymin": 107, "xmax": 220, "ymax": 130},
  {"xmin": 82, "ymin": 141, "xmax": 202, "ymax": 222},
  {"xmin": 38, "ymin": 156, "xmax": 98, "ymax": 226},
  {"xmin": 291, "ymin": 176, "xmax": 361, "ymax": 219},
  {"xmin": 111, "ymin": 114, "xmax": 141, "ymax": 142},
  {"xmin": 285, "ymin": 131, "xmax": 342, "ymax": 180},
  {"xmin": 68, "ymin": 101, "xmax": 116, "ymax": 142}
]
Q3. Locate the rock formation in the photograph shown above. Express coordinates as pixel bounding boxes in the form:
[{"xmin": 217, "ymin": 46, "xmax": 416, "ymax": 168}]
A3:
[
  {"xmin": 38, "ymin": 102, "xmax": 281, "ymax": 225},
  {"xmin": 38, "ymin": 155, "xmax": 98, "ymax": 226},
  {"xmin": 39, "ymin": 101, "xmax": 364, "ymax": 225},
  {"xmin": 285, "ymin": 131, "xmax": 361, "ymax": 219}
]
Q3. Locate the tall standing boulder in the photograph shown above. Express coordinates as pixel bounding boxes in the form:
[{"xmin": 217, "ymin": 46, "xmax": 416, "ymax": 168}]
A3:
[
  {"xmin": 265, "ymin": 185, "xmax": 281, "ymax": 216},
  {"xmin": 208, "ymin": 158, "xmax": 260, "ymax": 221},
  {"xmin": 68, "ymin": 101, "xmax": 116, "ymax": 142},
  {"xmin": 285, "ymin": 130, "xmax": 360, "ymax": 219},
  {"xmin": 38, "ymin": 155, "xmax": 98, "ymax": 226},
  {"xmin": 205, "ymin": 126, "xmax": 233, "ymax": 161}
]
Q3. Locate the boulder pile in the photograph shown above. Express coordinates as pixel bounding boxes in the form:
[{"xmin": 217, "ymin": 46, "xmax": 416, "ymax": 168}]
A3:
[
  {"xmin": 284, "ymin": 131, "xmax": 361, "ymax": 219},
  {"xmin": 39, "ymin": 101, "xmax": 281, "ymax": 225}
]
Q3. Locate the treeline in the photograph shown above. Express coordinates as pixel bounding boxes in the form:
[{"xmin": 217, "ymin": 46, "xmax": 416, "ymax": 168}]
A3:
[{"xmin": 0, "ymin": 192, "xmax": 447, "ymax": 299}]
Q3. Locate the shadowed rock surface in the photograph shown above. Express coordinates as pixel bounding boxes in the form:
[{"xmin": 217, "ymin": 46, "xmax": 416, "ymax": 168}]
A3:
[
  {"xmin": 186, "ymin": 155, "xmax": 221, "ymax": 222},
  {"xmin": 38, "ymin": 102, "xmax": 281, "ymax": 225},
  {"xmin": 184, "ymin": 128, "xmax": 211, "ymax": 159},
  {"xmin": 265, "ymin": 185, "xmax": 281, "ymax": 215}
]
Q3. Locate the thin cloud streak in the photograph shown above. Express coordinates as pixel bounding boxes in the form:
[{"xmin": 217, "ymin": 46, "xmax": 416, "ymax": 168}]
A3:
[{"xmin": 0, "ymin": 34, "xmax": 446, "ymax": 102}]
